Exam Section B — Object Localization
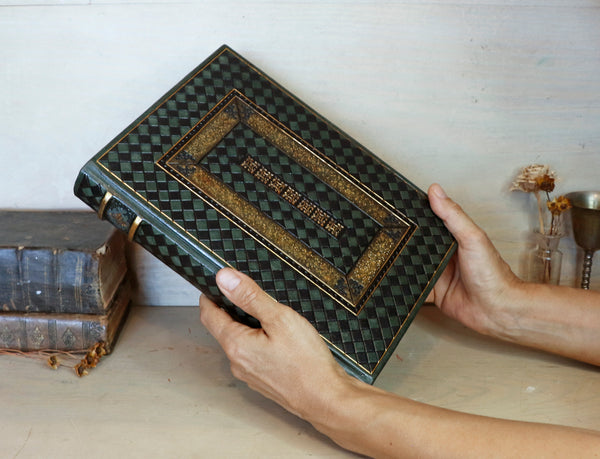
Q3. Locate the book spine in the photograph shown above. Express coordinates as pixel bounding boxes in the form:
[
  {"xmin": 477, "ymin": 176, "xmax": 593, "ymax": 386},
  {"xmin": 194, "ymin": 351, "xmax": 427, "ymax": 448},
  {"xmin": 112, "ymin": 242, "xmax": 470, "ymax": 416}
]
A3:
[
  {"xmin": 20, "ymin": 248, "xmax": 58, "ymax": 312},
  {"xmin": 56, "ymin": 231, "xmax": 127, "ymax": 314},
  {"xmin": 73, "ymin": 167, "xmax": 256, "ymax": 325},
  {"xmin": 0, "ymin": 248, "xmax": 22, "ymax": 311},
  {"xmin": 55, "ymin": 249, "xmax": 103, "ymax": 313},
  {"xmin": 0, "ymin": 246, "xmax": 116, "ymax": 315},
  {"xmin": 0, "ymin": 281, "xmax": 131, "ymax": 353},
  {"xmin": 0, "ymin": 311, "xmax": 106, "ymax": 352}
]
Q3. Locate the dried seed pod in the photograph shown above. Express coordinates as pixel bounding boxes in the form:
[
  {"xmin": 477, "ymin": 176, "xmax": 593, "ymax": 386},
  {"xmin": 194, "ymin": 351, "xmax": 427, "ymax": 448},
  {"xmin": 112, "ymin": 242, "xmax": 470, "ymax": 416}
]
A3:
[
  {"xmin": 74, "ymin": 362, "xmax": 89, "ymax": 377},
  {"xmin": 47, "ymin": 355, "xmax": 59, "ymax": 370},
  {"xmin": 94, "ymin": 341, "xmax": 107, "ymax": 357}
]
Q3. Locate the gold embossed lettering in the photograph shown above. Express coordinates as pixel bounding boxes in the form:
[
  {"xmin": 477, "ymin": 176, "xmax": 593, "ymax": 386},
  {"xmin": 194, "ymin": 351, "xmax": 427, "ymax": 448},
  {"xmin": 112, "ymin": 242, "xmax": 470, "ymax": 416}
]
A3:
[
  {"xmin": 239, "ymin": 154, "xmax": 345, "ymax": 238},
  {"xmin": 325, "ymin": 220, "xmax": 345, "ymax": 238},
  {"xmin": 240, "ymin": 156, "xmax": 261, "ymax": 174},
  {"xmin": 297, "ymin": 199, "xmax": 316, "ymax": 216},
  {"xmin": 282, "ymin": 187, "xmax": 301, "ymax": 205},
  {"xmin": 269, "ymin": 176, "xmax": 287, "ymax": 194},
  {"xmin": 311, "ymin": 208, "xmax": 329, "ymax": 227},
  {"xmin": 255, "ymin": 166, "xmax": 274, "ymax": 184}
]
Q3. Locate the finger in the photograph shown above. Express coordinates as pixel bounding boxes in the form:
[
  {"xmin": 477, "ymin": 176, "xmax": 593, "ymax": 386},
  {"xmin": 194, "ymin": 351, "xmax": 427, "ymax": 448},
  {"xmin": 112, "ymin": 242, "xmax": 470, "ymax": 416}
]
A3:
[
  {"xmin": 425, "ymin": 290, "xmax": 434, "ymax": 303},
  {"xmin": 215, "ymin": 268, "xmax": 280, "ymax": 324},
  {"xmin": 199, "ymin": 293, "xmax": 244, "ymax": 344},
  {"xmin": 428, "ymin": 183, "xmax": 483, "ymax": 246}
]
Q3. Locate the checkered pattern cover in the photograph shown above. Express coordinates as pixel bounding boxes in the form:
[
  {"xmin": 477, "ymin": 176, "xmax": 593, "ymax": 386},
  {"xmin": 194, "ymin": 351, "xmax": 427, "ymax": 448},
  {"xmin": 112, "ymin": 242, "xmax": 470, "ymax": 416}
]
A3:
[{"xmin": 74, "ymin": 45, "xmax": 456, "ymax": 383}]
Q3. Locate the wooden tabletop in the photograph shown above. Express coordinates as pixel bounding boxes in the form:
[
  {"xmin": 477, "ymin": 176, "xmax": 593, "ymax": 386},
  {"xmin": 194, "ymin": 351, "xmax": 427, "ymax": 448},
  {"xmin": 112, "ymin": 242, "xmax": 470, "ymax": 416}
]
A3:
[{"xmin": 1, "ymin": 305, "xmax": 599, "ymax": 458}]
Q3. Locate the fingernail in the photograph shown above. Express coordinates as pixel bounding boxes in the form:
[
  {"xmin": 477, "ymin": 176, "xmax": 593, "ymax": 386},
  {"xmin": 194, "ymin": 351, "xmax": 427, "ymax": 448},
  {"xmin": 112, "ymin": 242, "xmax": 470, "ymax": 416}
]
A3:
[
  {"xmin": 433, "ymin": 184, "xmax": 448, "ymax": 199},
  {"xmin": 217, "ymin": 269, "xmax": 241, "ymax": 292}
]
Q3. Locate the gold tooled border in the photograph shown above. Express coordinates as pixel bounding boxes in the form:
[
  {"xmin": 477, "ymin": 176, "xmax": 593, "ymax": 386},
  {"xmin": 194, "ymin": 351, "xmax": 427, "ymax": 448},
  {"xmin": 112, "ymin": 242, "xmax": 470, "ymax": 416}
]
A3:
[{"xmin": 159, "ymin": 90, "xmax": 414, "ymax": 315}]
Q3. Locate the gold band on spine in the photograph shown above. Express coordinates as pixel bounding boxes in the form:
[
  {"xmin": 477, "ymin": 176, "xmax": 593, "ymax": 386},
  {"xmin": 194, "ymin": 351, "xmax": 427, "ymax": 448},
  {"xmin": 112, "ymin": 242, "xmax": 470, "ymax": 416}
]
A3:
[
  {"xmin": 128, "ymin": 216, "xmax": 143, "ymax": 242},
  {"xmin": 98, "ymin": 191, "xmax": 113, "ymax": 219}
]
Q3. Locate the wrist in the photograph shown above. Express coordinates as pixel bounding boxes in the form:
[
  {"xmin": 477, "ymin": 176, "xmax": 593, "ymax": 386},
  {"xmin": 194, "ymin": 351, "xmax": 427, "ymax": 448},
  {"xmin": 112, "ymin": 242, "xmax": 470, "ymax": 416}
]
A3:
[
  {"xmin": 476, "ymin": 275, "xmax": 529, "ymax": 341},
  {"xmin": 303, "ymin": 374, "xmax": 384, "ymax": 454},
  {"xmin": 483, "ymin": 278, "xmax": 561, "ymax": 345},
  {"xmin": 299, "ymin": 371, "xmax": 368, "ymax": 432}
]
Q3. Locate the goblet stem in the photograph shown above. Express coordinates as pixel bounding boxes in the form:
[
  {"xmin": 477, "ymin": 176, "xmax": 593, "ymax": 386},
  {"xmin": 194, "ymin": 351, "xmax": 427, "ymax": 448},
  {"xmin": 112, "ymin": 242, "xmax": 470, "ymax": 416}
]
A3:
[{"xmin": 581, "ymin": 250, "xmax": 594, "ymax": 290}]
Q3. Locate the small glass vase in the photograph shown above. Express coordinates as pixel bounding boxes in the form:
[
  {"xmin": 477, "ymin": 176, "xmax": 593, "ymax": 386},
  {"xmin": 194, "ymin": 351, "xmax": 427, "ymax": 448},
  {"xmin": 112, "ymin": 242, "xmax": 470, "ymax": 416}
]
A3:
[{"xmin": 528, "ymin": 231, "xmax": 563, "ymax": 285}]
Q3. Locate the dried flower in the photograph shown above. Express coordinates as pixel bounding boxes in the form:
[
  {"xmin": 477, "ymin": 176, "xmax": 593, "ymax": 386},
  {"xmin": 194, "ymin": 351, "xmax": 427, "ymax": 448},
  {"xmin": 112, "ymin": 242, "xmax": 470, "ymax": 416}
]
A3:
[
  {"xmin": 85, "ymin": 350, "xmax": 99, "ymax": 367},
  {"xmin": 547, "ymin": 196, "xmax": 572, "ymax": 216},
  {"xmin": 72, "ymin": 342, "xmax": 107, "ymax": 377},
  {"xmin": 1, "ymin": 345, "xmax": 108, "ymax": 377},
  {"xmin": 74, "ymin": 362, "xmax": 89, "ymax": 377},
  {"xmin": 536, "ymin": 174, "xmax": 556, "ymax": 193},
  {"xmin": 47, "ymin": 355, "xmax": 59, "ymax": 370},
  {"xmin": 511, "ymin": 164, "xmax": 570, "ymax": 235},
  {"xmin": 510, "ymin": 164, "xmax": 555, "ymax": 193}
]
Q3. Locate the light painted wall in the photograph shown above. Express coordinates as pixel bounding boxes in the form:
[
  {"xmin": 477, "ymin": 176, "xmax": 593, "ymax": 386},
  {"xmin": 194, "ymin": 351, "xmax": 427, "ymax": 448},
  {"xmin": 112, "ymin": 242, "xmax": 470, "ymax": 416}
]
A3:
[{"xmin": 1, "ymin": 1, "xmax": 599, "ymax": 305}]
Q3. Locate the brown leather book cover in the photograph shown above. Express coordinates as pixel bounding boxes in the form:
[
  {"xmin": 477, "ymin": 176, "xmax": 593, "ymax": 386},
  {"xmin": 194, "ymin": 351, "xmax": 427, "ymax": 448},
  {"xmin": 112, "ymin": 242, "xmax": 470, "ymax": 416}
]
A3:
[
  {"xmin": 0, "ymin": 211, "xmax": 127, "ymax": 314},
  {"xmin": 0, "ymin": 280, "xmax": 131, "ymax": 353}
]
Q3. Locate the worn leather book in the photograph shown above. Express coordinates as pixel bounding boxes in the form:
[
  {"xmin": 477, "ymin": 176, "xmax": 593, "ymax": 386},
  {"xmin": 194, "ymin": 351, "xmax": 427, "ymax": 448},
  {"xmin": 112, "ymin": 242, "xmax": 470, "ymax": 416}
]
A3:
[
  {"xmin": 0, "ymin": 211, "xmax": 127, "ymax": 314},
  {"xmin": 0, "ymin": 280, "xmax": 131, "ymax": 352},
  {"xmin": 74, "ymin": 45, "xmax": 456, "ymax": 383}
]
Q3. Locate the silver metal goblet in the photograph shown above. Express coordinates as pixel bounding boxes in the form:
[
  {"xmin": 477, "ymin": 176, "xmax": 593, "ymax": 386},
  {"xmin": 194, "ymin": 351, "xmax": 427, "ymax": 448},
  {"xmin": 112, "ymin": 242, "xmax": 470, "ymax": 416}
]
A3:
[{"xmin": 565, "ymin": 191, "xmax": 600, "ymax": 289}]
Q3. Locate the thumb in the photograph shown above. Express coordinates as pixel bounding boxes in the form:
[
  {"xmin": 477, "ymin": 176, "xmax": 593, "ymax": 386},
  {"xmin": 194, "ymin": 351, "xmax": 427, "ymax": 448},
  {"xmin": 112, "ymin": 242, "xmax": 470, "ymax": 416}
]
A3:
[
  {"xmin": 216, "ymin": 268, "xmax": 280, "ymax": 324},
  {"xmin": 428, "ymin": 183, "xmax": 482, "ymax": 246}
]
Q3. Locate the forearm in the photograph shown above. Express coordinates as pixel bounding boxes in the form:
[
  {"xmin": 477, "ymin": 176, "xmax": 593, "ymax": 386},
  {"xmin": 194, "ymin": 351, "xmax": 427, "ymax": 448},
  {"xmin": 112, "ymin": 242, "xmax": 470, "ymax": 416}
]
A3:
[
  {"xmin": 489, "ymin": 282, "xmax": 600, "ymax": 366},
  {"xmin": 202, "ymin": 267, "xmax": 600, "ymax": 458},
  {"xmin": 305, "ymin": 378, "xmax": 600, "ymax": 458}
]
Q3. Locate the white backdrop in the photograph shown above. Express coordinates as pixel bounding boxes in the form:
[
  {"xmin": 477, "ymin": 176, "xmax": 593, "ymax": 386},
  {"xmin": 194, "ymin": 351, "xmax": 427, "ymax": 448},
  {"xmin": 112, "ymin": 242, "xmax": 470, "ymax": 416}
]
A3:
[{"xmin": 2, "ymin": 0, "xmax": 599, "ymax": 304}]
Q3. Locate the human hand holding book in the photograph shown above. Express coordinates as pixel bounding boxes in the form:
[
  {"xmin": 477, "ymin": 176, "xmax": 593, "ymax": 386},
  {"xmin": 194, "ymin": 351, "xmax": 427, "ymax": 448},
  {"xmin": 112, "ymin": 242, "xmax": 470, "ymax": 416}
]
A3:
[{"xmin": 199, "ymin": 183, "xmax": 600, "ymax": 458}]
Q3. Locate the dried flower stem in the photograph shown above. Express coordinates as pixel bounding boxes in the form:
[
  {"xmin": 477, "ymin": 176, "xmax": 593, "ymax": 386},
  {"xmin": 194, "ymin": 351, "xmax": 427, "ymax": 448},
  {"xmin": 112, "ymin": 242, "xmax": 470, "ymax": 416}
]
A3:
[
  {"xmin": 0, "ymin": 348, "xmax": 81, "ymax": 361},
  {"xmin": 534, "ymin": 191, "xmax": 545, "ymax": 235},
  {"xmin": 0, "ymin": 341, "xmax": 107, "ymax": 377},
  {"xmin": 544, "ymin": 260, "xmax": 552, "ymax": 283}
]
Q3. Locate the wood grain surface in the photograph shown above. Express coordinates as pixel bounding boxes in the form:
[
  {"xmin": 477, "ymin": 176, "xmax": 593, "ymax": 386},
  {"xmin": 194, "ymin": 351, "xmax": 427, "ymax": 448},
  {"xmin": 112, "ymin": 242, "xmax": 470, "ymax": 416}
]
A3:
[{"xmin": 1, "ymin": 305, "xmax": 598, "ymax": 458}]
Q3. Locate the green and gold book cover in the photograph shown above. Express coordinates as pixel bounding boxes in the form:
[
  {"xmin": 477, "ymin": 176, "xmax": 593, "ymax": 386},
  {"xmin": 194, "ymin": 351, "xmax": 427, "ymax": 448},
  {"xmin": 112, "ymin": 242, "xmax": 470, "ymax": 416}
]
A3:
[{"xmin": 74, "ymin": 45, "xmax": 456, "ymax": 383}]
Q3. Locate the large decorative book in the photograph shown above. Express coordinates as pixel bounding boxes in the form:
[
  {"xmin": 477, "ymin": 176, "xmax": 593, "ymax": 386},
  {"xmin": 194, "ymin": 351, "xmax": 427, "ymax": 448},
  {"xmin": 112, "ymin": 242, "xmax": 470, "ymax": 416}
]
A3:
[{"xmin": 74, "ymin": 45, "xmax": 456, "ymax": 383}]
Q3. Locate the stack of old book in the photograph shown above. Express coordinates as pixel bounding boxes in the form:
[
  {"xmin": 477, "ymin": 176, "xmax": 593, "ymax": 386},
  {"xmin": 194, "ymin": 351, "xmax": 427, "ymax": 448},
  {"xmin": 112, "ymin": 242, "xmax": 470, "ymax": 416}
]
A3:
[{"xmin": 0, "ymin": 210, "xmax": 130, "ymax": 353}]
